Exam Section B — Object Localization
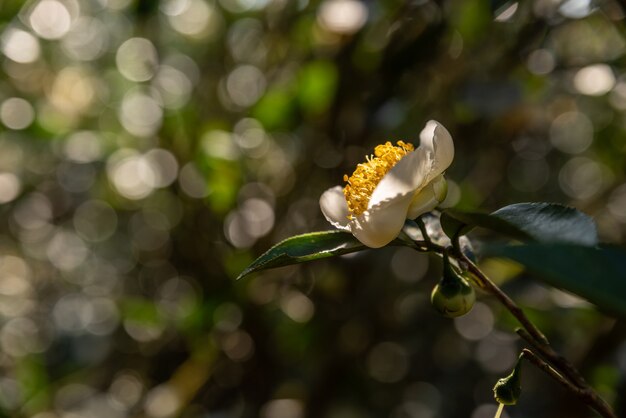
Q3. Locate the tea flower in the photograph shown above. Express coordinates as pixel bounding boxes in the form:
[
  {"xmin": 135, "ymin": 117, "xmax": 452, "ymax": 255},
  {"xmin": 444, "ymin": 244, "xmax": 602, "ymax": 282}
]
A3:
[{"xmin": 319, "ymin": 120, "xmax": 454, "ymax": 248}]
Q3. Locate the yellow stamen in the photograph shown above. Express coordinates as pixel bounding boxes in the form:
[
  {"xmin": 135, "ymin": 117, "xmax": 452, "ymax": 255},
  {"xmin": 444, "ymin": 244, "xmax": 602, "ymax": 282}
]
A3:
[{"xmin": 343, "ymin": 141, "xmax": 414, "ymax": 217}]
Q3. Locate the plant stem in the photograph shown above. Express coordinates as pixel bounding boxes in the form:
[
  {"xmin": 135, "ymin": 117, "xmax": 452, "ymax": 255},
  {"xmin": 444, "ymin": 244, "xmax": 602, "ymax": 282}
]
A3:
[
  {"xmin": 414, "ymin": 217, "xmax": 431, "ymax": 242},
  {"xmin": 520, "ymin": 348, "xmax": 582, "ymax": 394},
  {"xmin": 456, "ymin": 250, "xmax": 549, "ymax": 346},
  {"xmin": 494, "ymin": 402, "xmax": 504, "ymax": 418},
  {"xmin": 416, "ymin": 240, "xmax": 617, "ymax": 418},
  {"xmin": 515, "ymin": 328, "xmax": 585, "ymax": 388},
  {"xmin": 520, "ymin": 349, "xmax": 617, "ymax": 418}
]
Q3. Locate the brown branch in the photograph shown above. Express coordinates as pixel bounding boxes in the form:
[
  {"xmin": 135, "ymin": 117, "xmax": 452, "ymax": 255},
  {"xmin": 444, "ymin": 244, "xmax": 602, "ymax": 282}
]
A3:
[
  {"xmin": 459, "ymin": 250, "xmax": 548, "ymax": 345},
  {"xmin": 516, "ymin": 328, "xmax": 586, "ymax": 389},
  {"xmin": 449, "ymin": 246, "xmax": 617, "ymax": 418},
  {"xmin": 520, "ymin": 348, "xmax": 583, "ymax": 394},
  {"xmin": 520, "ymin": 349, "xmax": 617, "ymax": 418}
]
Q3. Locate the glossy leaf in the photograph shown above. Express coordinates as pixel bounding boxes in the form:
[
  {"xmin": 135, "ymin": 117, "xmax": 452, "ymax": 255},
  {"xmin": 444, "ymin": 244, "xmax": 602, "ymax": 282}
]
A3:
[
  {"xmin": 492, "ymin": 203, "xmax": 598, "ymax": 246},
  {"xmin": 441, "ymin": 209, "xmax": 529, "ymax": 242},
  {"xmin": 484, "ymin": 244, "xmax": 626, "ymax": 317},
  {"xmin": 442, "ymin": 203, "xmax": 598, "ymax": 246},
  {"xmin": 237, "ymin": 230, "xmax": 367, "ymax": 280}
]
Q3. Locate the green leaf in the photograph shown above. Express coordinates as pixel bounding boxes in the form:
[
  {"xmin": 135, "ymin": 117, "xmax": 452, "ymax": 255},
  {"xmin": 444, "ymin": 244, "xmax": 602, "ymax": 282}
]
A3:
[
  {"xmin": 442, "ymin": 203, "xmax": 598, "ymax": 246},
  {"xmin": 483, "ymin": 244, "xmax": 626, "ymax": 317},
  {"xmin": 439, "ymin": 211, "xmax": 468, "ymax": 240},
  {"xmin": 441, "ymin": 209, "xmax": 531, "ymax": 242},
  {"xmin": 492, "ymin": 203, "xmax": 598, "ymax": 246},
  {"xmin": 237, "ymin": 231, "xmax": 367, "ymax": 280}
]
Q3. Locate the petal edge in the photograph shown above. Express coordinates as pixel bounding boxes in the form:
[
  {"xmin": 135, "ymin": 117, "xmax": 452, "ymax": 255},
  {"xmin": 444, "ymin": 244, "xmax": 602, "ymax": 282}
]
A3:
[
  {"xmin": 420, "ymin": 120, "xmax": 454, "ymax": 180},
  {"xmin": 320, "ymin": 185, "xmax": 351, "ymax": 230}
]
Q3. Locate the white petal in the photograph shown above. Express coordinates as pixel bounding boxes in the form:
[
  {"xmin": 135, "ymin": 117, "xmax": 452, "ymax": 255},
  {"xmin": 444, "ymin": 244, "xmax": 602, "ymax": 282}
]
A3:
[
  {"xmin": 350, "ymin": 193, "xmax": 415, "ymax": 248},
  {"xmin": 319, "ymin": 185, "xmax": 351, "ymax": 230},
  {"xmin": 368, "ymin": 147, "xmax": 431, "ymax": 208},
  {"xmin": 406, "ymin": 175, "xmax": 447, "ymax": 219},
  {"xmin": 419, "ymin": 120, "xmax": 454, "ymax": 179}
]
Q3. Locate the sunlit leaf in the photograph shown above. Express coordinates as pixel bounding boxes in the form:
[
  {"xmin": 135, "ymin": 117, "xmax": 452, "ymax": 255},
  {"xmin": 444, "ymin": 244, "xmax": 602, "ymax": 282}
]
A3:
[{"xmin": 237, "ymin": 230, "xmax": 367, "ymax": 280}]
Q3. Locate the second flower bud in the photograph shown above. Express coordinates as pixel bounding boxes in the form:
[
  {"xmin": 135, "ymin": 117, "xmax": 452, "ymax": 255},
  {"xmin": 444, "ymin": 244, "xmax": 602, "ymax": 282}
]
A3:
[{"xmin": 431, "ymin": 254, "xmax": 475, "ymax": 318}]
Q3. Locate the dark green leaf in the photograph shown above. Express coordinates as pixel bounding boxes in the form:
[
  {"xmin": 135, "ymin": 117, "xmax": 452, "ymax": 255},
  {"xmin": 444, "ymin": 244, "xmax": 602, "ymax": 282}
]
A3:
[
  {"xmin": 442, "ymin": 203, "xmax": 598, "ymax": 246},
  {"xmin": 483, "ymin": 244, "xmax": 626, "ymax": 317},
  {"xmin": 441, "ymin": 209, "xmax": 531, "ymax": 242},
  {"xmin": 492, "ymin": 203, "xmax": 598, "ymax": 246},
  {"xmin": 439, "ymin": 211, "xmax": 466, "ymax": 241},
  {"xmin": 237, "ymin": 230, "xmax": 367, "ymax": 280}
]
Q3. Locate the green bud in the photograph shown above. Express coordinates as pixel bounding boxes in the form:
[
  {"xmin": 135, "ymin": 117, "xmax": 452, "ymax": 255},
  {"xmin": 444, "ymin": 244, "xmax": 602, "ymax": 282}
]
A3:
[
  {"xmin": 430, "ymin": 255, "xmax": 475, "ymax": 318},
  {"xmin": 433, "ymin": 176, "xmax": 448, "ymax": 203},
  {"xmin": 460, "ymin": 270, "xmax": 481, "ymax": 287},
  {"xmin": 493, "ymin": 359, "xmax": 522, "ymax": 405}
]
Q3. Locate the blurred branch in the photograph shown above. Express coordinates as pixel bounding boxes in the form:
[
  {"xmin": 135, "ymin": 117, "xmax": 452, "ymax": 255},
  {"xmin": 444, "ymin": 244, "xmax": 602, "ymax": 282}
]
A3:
[{"xmin": 134, "ymin": 343, "xmax": 218, "ymax": 418}]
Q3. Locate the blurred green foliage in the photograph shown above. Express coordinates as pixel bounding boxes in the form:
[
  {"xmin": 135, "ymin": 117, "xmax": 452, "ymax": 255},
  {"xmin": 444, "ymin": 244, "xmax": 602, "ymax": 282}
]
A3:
[{"xmin": 0, "ymin": 0, "xmax": 625, "ymax": 417}]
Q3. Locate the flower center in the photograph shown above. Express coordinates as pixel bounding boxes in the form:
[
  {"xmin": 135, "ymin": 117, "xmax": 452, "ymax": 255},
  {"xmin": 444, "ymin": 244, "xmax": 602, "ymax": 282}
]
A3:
[{"xmin": 343, "ymin": 141, "xmax": 414, "ymax": 217}]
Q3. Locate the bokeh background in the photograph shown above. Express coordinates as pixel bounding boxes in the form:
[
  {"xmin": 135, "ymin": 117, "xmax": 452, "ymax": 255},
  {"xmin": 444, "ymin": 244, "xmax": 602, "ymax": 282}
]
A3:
[{"xmin": 0, "ymin": 0, "xmax": 625, "ymax": 417}]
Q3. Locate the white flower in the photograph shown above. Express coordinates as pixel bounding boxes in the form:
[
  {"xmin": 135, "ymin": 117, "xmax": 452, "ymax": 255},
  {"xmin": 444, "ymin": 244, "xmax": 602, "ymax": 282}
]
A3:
[{"xmin": 319, "ymin": 120, "xmax": 454, "ymax": 248}]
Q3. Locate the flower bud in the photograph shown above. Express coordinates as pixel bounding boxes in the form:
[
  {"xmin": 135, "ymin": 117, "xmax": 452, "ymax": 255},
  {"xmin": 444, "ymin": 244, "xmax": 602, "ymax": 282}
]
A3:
[
  {"xmin": 460, "ymin": 270, "xmax": 480, "ymax": 287},
  {"xmin": 493, "ymin": 359, "xmax": 522, "ymax": 405},
  {"xmin": 430, "ymin": 255, "xmax": 475, "ymax": 318},
  {"xmin": 432, "ymin": 176, "xmax": 448, "ymax": 203}
]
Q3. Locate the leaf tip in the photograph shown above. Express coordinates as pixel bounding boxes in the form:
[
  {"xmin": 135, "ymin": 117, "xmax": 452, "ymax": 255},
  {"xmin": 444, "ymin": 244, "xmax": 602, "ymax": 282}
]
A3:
[{"xmin": 235, "ymin": 266, "xmax": 256, "ymax": 281}]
